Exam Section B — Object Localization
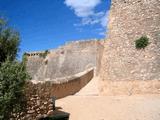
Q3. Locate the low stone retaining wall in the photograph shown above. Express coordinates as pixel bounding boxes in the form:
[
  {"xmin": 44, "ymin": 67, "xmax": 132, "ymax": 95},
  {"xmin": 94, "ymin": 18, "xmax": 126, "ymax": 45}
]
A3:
[
  {"xmin": 99, "ymin": 80, "xmax": 160, "ymax": 95},
  {"xmin": 28, "ymin": 68, "xmax": 94, "ymax": 99},
  {"xmin": 13, "ymin": 68, "xmax": 94, "ymax": 120}
]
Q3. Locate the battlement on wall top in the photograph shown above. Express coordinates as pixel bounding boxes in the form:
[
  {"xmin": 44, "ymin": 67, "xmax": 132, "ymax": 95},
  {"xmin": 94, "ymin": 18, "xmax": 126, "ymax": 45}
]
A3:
[
  {"xmin": 112, "ymin": 0, "xmax": 155, "ymax": 6},
  {"xmin": 24, "ymin": 52, "xmax": 46, "ymax": 57},
  {"xmin": 25, "ymin": 39, "xmax": 103, "ymax": 57}
]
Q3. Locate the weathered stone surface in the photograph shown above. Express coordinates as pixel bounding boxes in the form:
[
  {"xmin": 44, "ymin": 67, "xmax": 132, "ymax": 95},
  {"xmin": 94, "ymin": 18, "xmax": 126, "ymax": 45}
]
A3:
[
  {"xmin": 100, "ymin": 0, "xmax": 160, "ymax": 94},
  {"xmin": 28, "ymin": 110, "xmax": 35, "ymax": 114},
  {"xmin": 47, "ymin": 110, "xmax": 54, "ymax": 115},
  {"xmin": 26, "ymin": 40, "xmax": 104, "ymax": 81},
  {"xmin": 12, "ymin": 0, "xmax": 160, "ymax": 119},
  {"xmin": 12, "ymin": 68, "xmax": 94, "ymax": 119}
]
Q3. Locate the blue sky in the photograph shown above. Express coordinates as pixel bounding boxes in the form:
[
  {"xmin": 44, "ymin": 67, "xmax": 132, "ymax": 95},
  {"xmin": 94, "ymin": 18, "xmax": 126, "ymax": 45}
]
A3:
[{"xmin": 0, "ymin": 0, "xmax": 111, "ymax": 59}]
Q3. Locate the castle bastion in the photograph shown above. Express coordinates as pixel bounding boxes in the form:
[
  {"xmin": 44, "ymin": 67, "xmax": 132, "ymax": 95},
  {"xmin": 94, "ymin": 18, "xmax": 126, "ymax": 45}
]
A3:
[{"xmin": 100, "ymin": 0, "xmax": 160, "ymax": 95}]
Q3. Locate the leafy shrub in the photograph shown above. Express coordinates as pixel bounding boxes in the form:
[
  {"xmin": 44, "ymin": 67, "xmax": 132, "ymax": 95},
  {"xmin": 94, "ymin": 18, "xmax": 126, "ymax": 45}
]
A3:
[
  {"xmin": 135, "ymin": 36, "xmax": 149, "ymax": 49},
  {"xmin": 0, "ymin": 18, "xmax": 30, "ymax": 120},
  {"xmin": 22, "ymin": 53, "xmax": 28, "ymax": 65},
  {"xmin": 0, "ymin": 60, "xmax": 30, "ymax": 119}
]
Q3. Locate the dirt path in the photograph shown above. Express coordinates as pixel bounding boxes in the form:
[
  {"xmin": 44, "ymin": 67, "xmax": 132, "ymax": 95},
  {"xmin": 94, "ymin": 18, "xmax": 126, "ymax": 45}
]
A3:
[
  {"xmin": 57, "ymin": 95, "xmax": 160, "ymax": 120},
  {"xmin": 57, "ymin": 77, "xmax": 160, "ymax": 120},
  {"xmin": 75, "ymin": 77, "xmax": 99, "ymax": 96}
]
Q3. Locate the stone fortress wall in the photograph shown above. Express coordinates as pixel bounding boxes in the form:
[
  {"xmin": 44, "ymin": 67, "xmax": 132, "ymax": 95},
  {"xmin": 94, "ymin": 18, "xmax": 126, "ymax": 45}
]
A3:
[
  {"xmin": 17, "ymin": 0, "xmax": 160, "ymax": 118},
  {"xmin": 19, "ymin": 40, "xmax": 104, "ymax": 119},
  {"xmin": 99, "ymin": 0, "xmax": 160, "ymax": 95},
  {"xmin": 25, "ymin": 0, "xmax": 160, "ymax": 97},
  {"xmin": 26, "ymin": 40, "xmax": 104, "ymax": 81}
]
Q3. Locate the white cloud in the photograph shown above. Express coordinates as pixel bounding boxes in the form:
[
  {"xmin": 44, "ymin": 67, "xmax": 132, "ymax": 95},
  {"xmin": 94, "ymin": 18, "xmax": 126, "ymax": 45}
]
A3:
[
  {"xmin": 64, "ymin": 0, "xmax": 109, "ymax": 34},
  {"xmin": 100, "ymin": 11, "xmax": 109, "ymax": 27},
  {"xmin": 99, "ymin": 31, "xmax": 105, "ymax": 36},
  {"xmin": 95, "ymin": 27, "xmax": 106, "ymax": 36},
  {"xmin": 81, "ymin": 11, "xmax": 104, "ymax": 25},
  {"xmin": 75, "ymin": 11, "xmax": 108, "ymax": 28},
  {"xmin": 64, "ymin": 0, "xmax": 101, "ymax": 17}
]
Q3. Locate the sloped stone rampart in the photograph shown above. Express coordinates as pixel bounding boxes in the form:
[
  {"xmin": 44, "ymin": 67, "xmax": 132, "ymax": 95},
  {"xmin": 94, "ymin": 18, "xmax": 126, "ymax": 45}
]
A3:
[{"xmin": 26, "ymin": 40, "xmax": 103, "ymax": 80}]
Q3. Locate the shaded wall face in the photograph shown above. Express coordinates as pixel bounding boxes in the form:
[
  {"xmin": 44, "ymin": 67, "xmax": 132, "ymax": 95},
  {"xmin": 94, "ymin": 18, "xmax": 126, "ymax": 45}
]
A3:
[
  {"xmin": 46, "ymin": 42, "xmax": 96, "ymax": 79},
  {"xmin": 101, "ymin": 0, "xmax": 160, "ymax": 81},
  {"xmin": 26, "ymin": 57, "xmax": 44, "ymax": 78},
  {"xmin": 96, "ymin": 41, "xmax": 105, "ymax": 76}
]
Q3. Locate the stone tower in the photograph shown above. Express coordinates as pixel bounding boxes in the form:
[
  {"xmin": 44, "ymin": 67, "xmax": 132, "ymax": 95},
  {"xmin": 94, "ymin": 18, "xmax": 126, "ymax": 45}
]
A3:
[{"xmin": 100, "ymin": 0, "xmax": 160, "ymax": 95}]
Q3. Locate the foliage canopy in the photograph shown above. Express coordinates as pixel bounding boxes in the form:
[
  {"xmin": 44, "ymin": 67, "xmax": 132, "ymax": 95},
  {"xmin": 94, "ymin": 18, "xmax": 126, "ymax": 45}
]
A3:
[
  {"xmin": 0, "ymin": 18, "xmax": 30, "ymax": 119},
  {"xmin": 0, "ymin": 18, "xmax": 20, "ymax": 63},
  {"xmin": 135, "ymin": 36, "xmax": 149, "ymax": 49},
  {"xmin": 0, "ymin": 60, "xmax": 29, "ymax": 119}
]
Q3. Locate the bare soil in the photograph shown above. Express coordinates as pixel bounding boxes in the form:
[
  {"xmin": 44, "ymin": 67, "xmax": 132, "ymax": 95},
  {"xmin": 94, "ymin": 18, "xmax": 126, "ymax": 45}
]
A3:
[{"xmin": 57, "ymin": 95, "xmax": 160, "ymax": 120}]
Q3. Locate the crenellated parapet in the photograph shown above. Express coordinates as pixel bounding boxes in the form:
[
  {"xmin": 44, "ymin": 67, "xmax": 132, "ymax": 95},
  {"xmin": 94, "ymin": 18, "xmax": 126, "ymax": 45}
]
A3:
[
  {"xmin": 25, "ymin": 51, "xmax": 47, "ymax": 57},
  {"xmin": 25, "ymin": 39, "xmax": 101, "ymax": 58}
]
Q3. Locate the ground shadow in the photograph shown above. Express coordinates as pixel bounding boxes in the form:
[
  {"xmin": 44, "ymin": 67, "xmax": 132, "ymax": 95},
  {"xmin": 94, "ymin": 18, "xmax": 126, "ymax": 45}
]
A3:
[{"xmin": 39, "ymin": 106, "xmax": 70, "ymax": 120}]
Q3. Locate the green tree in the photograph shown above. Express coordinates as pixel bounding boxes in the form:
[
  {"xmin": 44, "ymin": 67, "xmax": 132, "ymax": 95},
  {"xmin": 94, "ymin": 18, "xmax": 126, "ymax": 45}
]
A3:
[
  {"xmin": 0, "ymin": 18, "xmax": 30, "ymax": 119},
  {"xmin": 0, "ymin": 18, "xmax": 20, "ymax": 63}
]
